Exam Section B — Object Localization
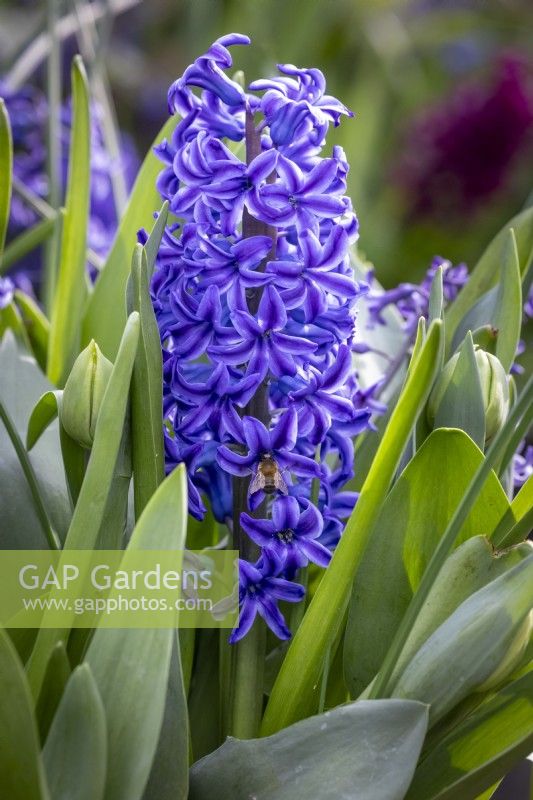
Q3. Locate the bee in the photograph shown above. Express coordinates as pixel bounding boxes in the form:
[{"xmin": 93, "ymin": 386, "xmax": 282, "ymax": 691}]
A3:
[{"xmin": 249, "ymin": 452, "xmax": 288, "ymax": 496}]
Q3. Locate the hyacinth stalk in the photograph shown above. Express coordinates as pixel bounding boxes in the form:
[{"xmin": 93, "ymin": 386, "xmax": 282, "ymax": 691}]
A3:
[{"xmin": 149, "ymin": 34, "xmax": 375, "ymax": 735}]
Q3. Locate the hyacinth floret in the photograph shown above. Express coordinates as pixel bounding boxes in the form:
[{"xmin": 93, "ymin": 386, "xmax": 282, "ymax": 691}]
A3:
[{"xmin": 151, "ymin": 33, "xmax": 374, "ymax": 642}]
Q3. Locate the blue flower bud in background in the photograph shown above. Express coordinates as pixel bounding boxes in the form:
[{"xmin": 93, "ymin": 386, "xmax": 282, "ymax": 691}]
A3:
[{"xmin": 151, "ymin": 34, "xmax": 372, "ymax": 642}]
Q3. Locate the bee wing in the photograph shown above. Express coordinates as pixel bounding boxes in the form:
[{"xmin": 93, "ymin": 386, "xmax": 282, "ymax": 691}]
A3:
[
  {"xmin": 274, "ymin": 471, "xmax": 289, "ymax": 495},
  {"xmin": 249, "ymin": 470, "xmax": 267, "ymax": 494}
]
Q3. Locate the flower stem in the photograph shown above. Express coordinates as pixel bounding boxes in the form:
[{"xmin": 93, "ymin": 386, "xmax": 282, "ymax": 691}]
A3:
[{"xmin": 229, "ymin": 109, "xmax": 275, "ymax": 738}]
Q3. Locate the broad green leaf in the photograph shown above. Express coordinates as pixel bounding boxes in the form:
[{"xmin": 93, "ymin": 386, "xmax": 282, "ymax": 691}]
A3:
[
  {"xmin": 0, "ymin": 627, "xmax": 49, "ymax": 800},
  {"xmin": 344, "ymin": 429, "xmax": 511, "ymax": 698},
  {"xmin": 446, "ymin": 207, "xmax": 533, "ymax": 350},
  {"xmin": 391, "ymin": 555, "xmax": 533, "ymax": 724},
  {"xmin": 27, "ymin": 313, "xmax": 140, "ymax": 698},
  {"xmin": 428, "ymin": 264, "xmax": 444, "ymax": 324},
  {"xmin": 82, "ymin": 116, "xmax": 176, "ymax": 360},
  {"xmin": 191, "ymin": 699, "xmax": 428, "ymax": 800},
  {"xmin": 129, "ymin": 239, "xmax": 165, "ymax": 519},
  {"xmin": 433, "ymin": 333, "xmax": 486, "ymax": 449},
  {"xmin": 47, "ymin": 57, "xmax": 91, "ymax": 386},
  {"xmin": 0, "ymin": 333, "xmax": 70, "ymax": 548},
  {"xmin": 14, "ymin": 290, "xmax": 50, "ymax": 372},
  {"xmin": 36, "ymin": 641, "xmax": 71, "ymax": 743},
  {"xmin": 370, "ymin": 373, "xmax": 533, "ymax": 700},
  {"xmin": 142, "ymin": 634, "xmax": 189, "ymax": 800},
  {"xmin": 27, "ymin": 391, "xmax": 61, "ymax": 451},
  {"xmin": 86, "ymin": 465, "xmax": 187, "ymax": 800},
  {"xmin": 492, "ymin": 474, "xmax": 533, "ymax": 546},
  {"xmin": 405, "ymin": 670, "xmax": 533, "ymax": 800},
  {"xmin": 261, "ymin": 320, "xmax": 444, "ymax": 735},
  {"xmin": 493, "ymin": 230, "xmax": 522, "ymax": 372},
  {"xmin": 450, "ymin": 231, "xmax": 521, "ymax": 373},
  {"xmin": 0, "ymin": 98, "xmax": 13, "ymax": 260},
  {"xmin": 389, "ymin": 536, "xmax": 532, "ymax": 685},
  {"xmin": 43, "ymin": 665, "xmax": 106, "ymax": 800}
]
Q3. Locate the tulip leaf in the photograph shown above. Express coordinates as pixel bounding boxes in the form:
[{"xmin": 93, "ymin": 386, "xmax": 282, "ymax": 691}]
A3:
[
  {"xmin": 85, "ymin": 465, "xmax": 188, "ymax": 800},
  {"xmin": 0, "ymin": 627, "xmax": 49, "ymax": 800},
  {"xmin": 0, "ymin": 98, "xmax": 13, "ymax": 261},
  {"xmin": 36, "ymin": 641, "xmax": 71, "ymax": 743},
  {"xmin": 82, "ymin": 116, "xmax": 176, "ymax": 360},
  {"xmin": 26, "ymin": 313, "xmax": 140, "ymax": 699},
  {"xmin": 433, "ymin": 333, "xmax": 486, "ymax": 448},
  {"xmin": 47, "ymin": 56, "xmax": 91, "ymax": 387},
  {"xmin": 191, "ymin": 699, "xmax": 428, "ymax": 800},
  {"xmin": 405, "ymin": 670, "xmax": 533, "ymax": 799},
  {"xmin": 261, "ymin": 320, "xmax": 443, "ymax": 735},
  {"xmin": 0, "ymin": 333, "xmax": 70, "ymax": 549},
  {"xmin": 493, "ymin": 229, "xmax": 522, "ymax": 373},
  {"xmin": 491, "ymin": 473, "xmax": 533, "ymax": 547},
  {"xmin": 14, "ymin": 290, "xmax": 50, "ymax": 372},
  {"xmin": 43, "ymin": 665, "xmax": 106, "ymax": 800},
  {"xmin": 391, "ymin": 554, "xmax": 533, "ymax": 725},
  {"xmin": 428, "ymin": 264, "xmax": 444, "ymax": 324},
  {"xmin": 27, "ymin": 390, "xmax": 61, "ymax": 451},
  {"xmin": 344, "ymin": 429, "xmax": 511, "ymax": 698},
  {"xmin": 142, "ymin": 634, "xmax": 189, "ymax": 800},
  {"xmin": 446, "ymin": 206, "xmax": 533, "ymax": 350},
  {"xmin": 129, "ymin": 229, "xmax": 166, "ymax": 518}
]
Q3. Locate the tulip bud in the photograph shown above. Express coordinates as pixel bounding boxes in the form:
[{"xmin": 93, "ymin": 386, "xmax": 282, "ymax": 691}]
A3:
[
  {"xmin": 428, "ymin": 347, "xmax": 509, "ymax": 443},
  {"xmin": 391, "ymin": 551, "xmax": 533, "ymax": 725},
  {"xmin": 60, "ymin": 340, "xmax": 113, "ymax": 448}
]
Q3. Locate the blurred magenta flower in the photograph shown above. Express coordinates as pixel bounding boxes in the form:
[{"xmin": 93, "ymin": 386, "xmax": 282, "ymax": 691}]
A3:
[{"xmin": 395, "ymin": 55, "xmax": 533, "ymax": 219}]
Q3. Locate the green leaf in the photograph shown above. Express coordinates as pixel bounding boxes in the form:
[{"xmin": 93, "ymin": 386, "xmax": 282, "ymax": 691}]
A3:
[
  {"xmin": 27, "ymin": 390, "xmax": 61, "ymax": 451},
  {"xmin": 26, "ymin": 312, "xmax": 140, "ymax": 698},
  {"xmin": 450, "ymin": 231, "xmax": 522, "ymax": 374},
  {"xmin": 82, "ymin": 116, "xmax": 177, "ymax": 360},
  {"xmin": 1, "ymin": 217, "xmax": 55, "ymax": 275},
  {"xmin": 391, "ymin": 554, "xmax": 533, "ymax": 725},
  {"xmin": 433, "ymin": 334, "xmax": 486, "ymax": 449},
  {"xmin": 43, "ymin": 665, "xmax": 106, "ymax": 800},
  {"xmin": 491, "ymin": 474, "xmax": 532, "ymax": 547},
  {"xmin": 14, "ymin": 290, "xmax": 50, "ymax": 372},
  {"xmin": 0, "ymin": 627, "xmax": 49, "ymax": 800},
  {"xmin": 405, "ymin": 670, "xmax": 533, "ymax": 800},
  {"xmin": 0, "ymin": 333, "xmax": 70, "ymax": 549},
  {"xmin": 387, "ymin": 536, "xmax": 532, "ymax": 687},
  {"xmin": 36, "ymin": 641, "xmax": 71, "ymax": 743},
  {"xmin": 261, "ymin": 320, "xmax": 444, "ymax": 735},
  {"xmin": 0, "ymin": 98, "xmax": 13, "ymax": 260},
  {"xmin": 191, "ymin": 699, "xmax": 428, "ymax": 800},
  {"xmin": 446, "ymin": 207, "xmax": 533, "ymax": 350},
  {"xmin": 428, "ymin": 264, "xmax": 444, "ymax": 324},
  {"xmin": 129, "ymin": 240, "xmax": 165, "ymax": 519},
  {"xmin": 493, "ymin": 230, "xmax": 522, "ymax": 372},
  {"xmin": 142, "ymin": 634, "xmax": 189, "ymax": 800},
  {"xmin": 344, "ymin": 429, "xmax": 511, "ymax": 698},
  {"xmin": 85, "ymin": 465, "xmax": 188, "ymax": 800},
  {"xmin": 47, "ymin": 56, "xmax": 91, "ymax": 387}
]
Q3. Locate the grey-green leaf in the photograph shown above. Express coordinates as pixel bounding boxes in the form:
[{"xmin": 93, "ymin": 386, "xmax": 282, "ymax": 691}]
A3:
[
  {"xmin": 344, "ymin": 428, "xmax": 511, "ymax": 699},
  {"xmin": 190, "ymin": 699, "xmax": 428, "ymax": 800},
  {"xmin": 129, "ymin": 241, "xmax": 165, "ymax": 519},
  {"xmin": 85, "ymin": 464, "xmax": 188, "ymax": 800},
  {"xmin": 433, "ymin": 333, "xmax": 486, "ymax": 448},
  {"xmin": 405, "ymin": 670, "xmax": 533, "ymax": 800},
  {"xmin": 0, "ymin": 333, "xmax": 70, "ymax": 549},
  {"xmin": 43, "ymin": 665, "xmax": 107, "ymax": 800},
  {"xmin": 0, "ymin": 627, "xmax": 49, "ymax": 800},
  {"xmin": 27, "ymin": 390, "xmax": 61, "ymax": 451}
]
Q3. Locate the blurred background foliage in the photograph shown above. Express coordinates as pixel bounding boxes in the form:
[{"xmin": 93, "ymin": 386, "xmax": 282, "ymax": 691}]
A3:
[{"xmin": 0, "ymin": 0, "xmax": 532, "ymax": 287}]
